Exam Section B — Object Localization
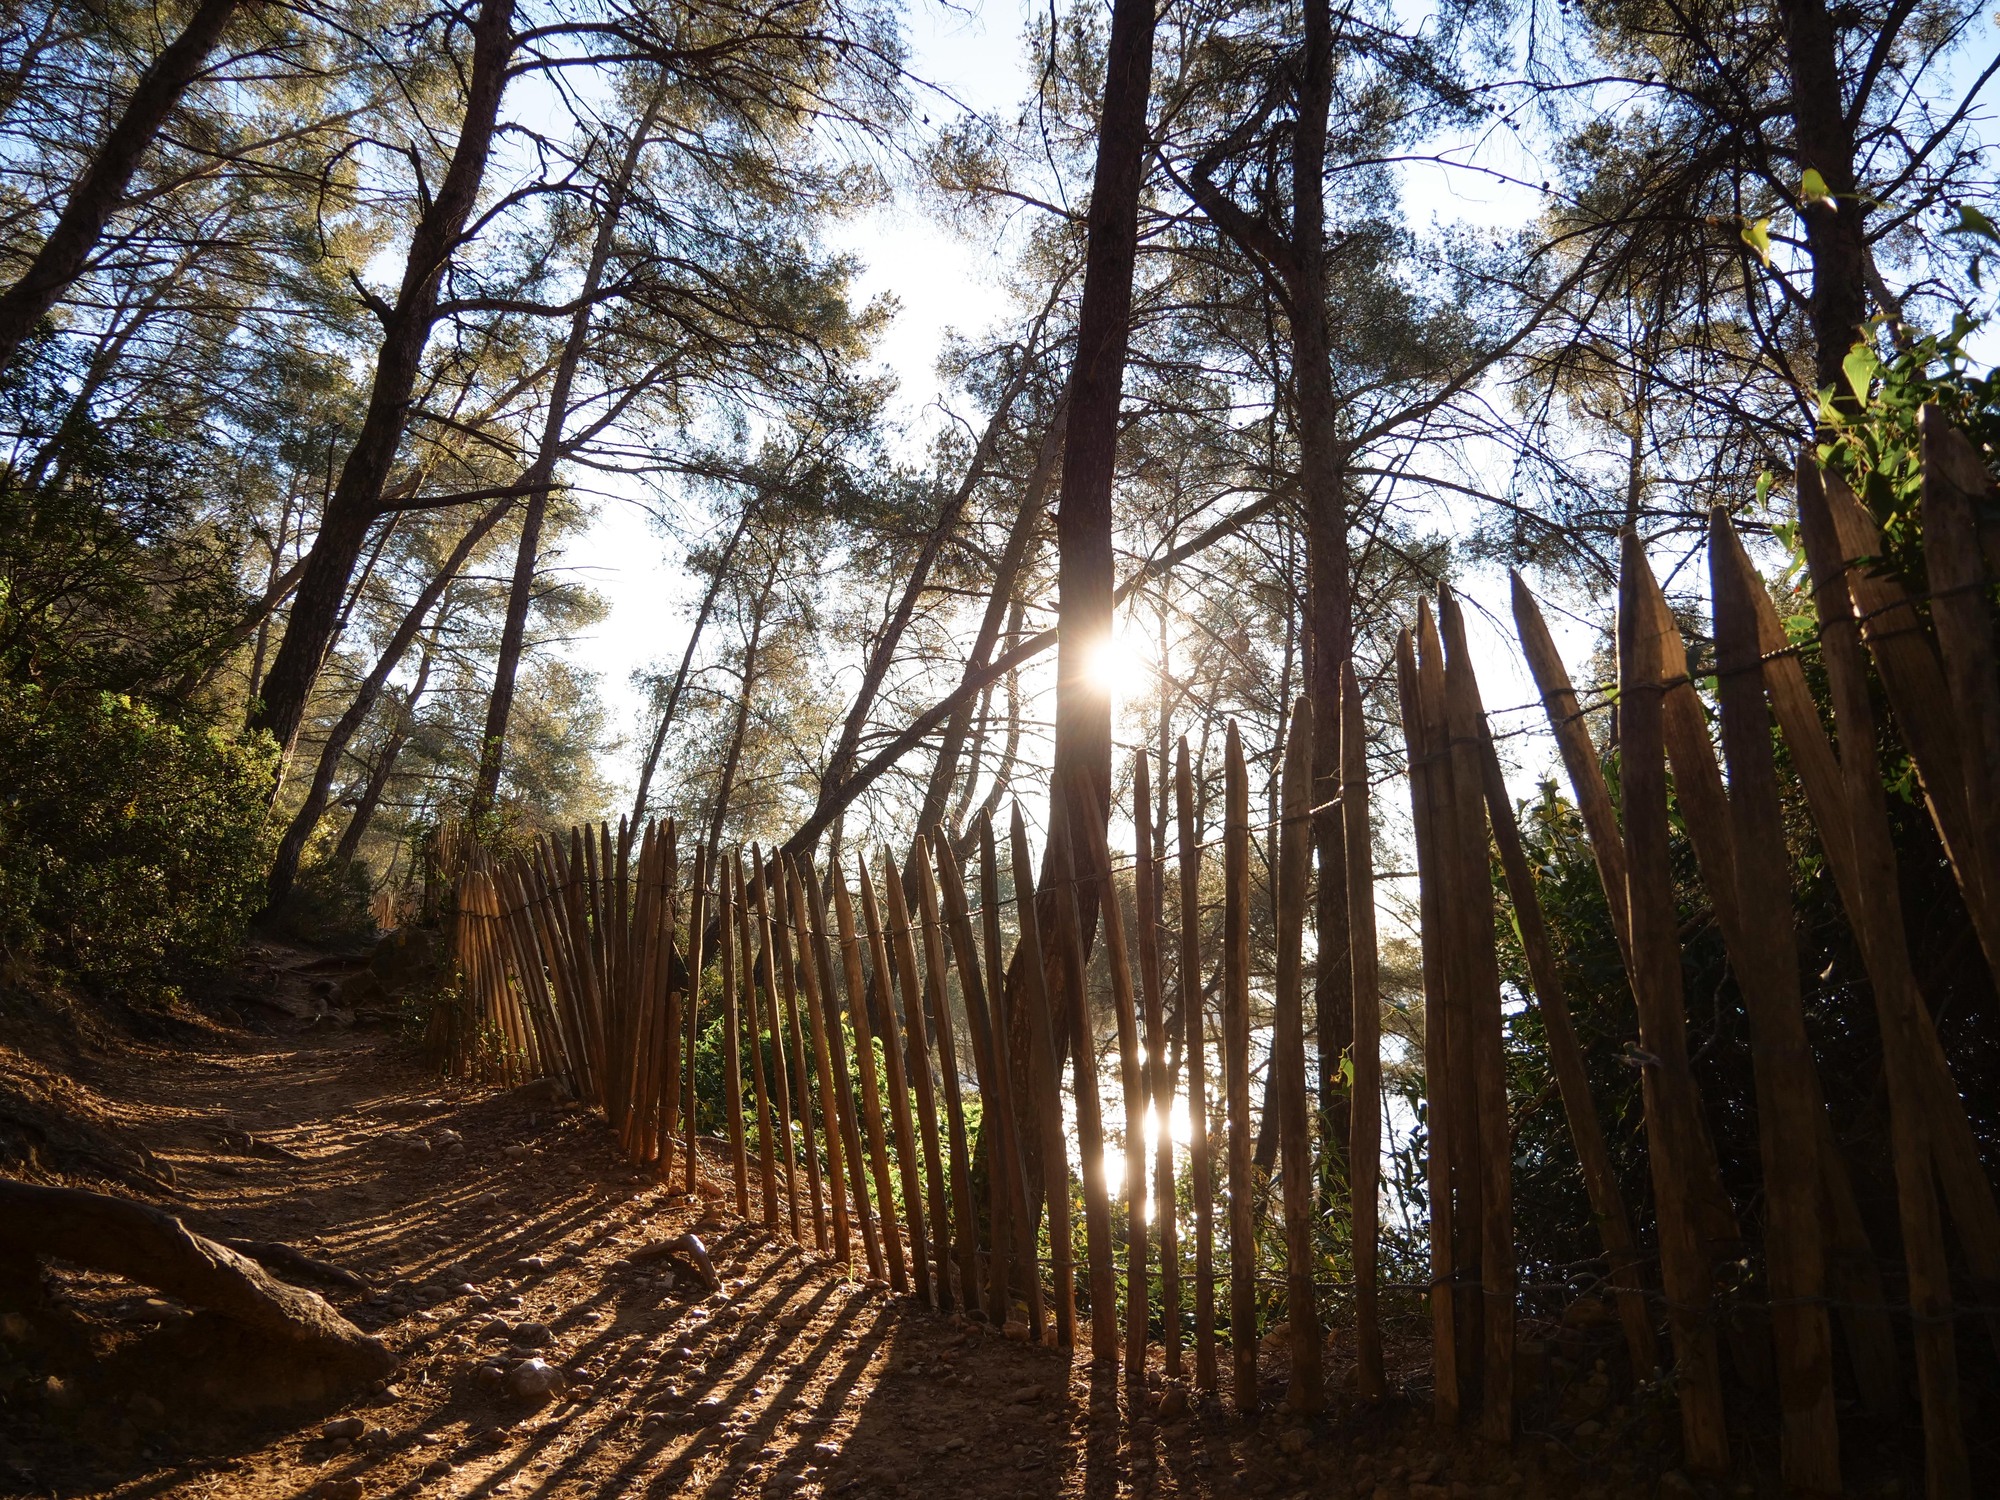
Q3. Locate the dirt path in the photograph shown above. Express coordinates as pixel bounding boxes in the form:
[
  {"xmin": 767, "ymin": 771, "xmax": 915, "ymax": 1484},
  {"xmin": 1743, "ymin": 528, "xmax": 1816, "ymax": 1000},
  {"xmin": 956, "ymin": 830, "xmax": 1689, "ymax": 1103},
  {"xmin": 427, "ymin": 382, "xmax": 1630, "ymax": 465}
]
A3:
[{"xmin": 1, "ymin": 944, "xmax": 1654, "ymax": 1500}]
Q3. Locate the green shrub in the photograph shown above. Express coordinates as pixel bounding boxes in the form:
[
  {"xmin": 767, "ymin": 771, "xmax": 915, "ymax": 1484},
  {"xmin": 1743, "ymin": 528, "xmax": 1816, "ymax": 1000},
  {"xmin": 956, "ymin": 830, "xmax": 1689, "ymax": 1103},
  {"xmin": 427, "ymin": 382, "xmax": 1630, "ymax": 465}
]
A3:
[
  {"xmin": 0, "ymin": 683, "xmax": 275, "ymax": 989},
  {"xmin": 1809, "ymin": 314, "xmax": 2000, "ymax": 584}
]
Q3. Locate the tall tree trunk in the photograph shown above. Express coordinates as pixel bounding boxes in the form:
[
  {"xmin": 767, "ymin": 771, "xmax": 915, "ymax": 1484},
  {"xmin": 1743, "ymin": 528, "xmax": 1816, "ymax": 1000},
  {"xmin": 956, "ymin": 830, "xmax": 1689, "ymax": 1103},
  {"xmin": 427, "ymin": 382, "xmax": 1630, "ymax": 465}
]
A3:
[
  {"xmin": 1291, "ymin": 0, "xmax": 1352, "ymax": 1164},
  {"xmin": 0, "ymin": 0, "xmax": 246, "ymax": 371},
  {"xmin": 248, "ymin": 0, "xmax": 515, "ymax": 757},
  {"xmin": 330, "ymin": 630, "xmax": 440, "ymax": 870},
  {"xmin": 266, "ymin": 498, "xmax": 510, "ymax": 908},
  {"xmin": 629, "ymin": 499, "xmax": 756, "ymax": 827},
  {"xmin": 1778, "ymin": 0, "xmax": 1870, "ymax": 394},
  {"xmin": 470, "ymin": 89, "xmax": 660, "ymax": 821},
  {"xmin": 994, "ymin": 0, "xmax": 1156, "ymax": 1218},
  {"xmin": 1043, "ymin": 0, "xmax": 1157, "ymax": 919}
]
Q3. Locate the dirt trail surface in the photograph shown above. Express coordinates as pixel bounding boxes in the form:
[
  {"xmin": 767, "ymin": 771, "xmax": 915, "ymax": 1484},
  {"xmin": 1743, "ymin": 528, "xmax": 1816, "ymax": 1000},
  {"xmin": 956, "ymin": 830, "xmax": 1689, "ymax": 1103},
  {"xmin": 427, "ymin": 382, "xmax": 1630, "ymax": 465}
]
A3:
[{"xmin": 3, "ymin": 944, "xmax": 1670, "ymax": 1500}]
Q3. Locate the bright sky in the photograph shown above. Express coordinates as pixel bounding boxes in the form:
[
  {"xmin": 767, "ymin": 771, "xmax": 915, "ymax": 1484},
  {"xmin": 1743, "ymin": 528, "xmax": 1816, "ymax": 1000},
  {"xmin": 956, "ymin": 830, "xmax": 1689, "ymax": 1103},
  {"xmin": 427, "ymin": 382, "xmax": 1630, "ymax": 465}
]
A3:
[
  {"xmin": 565, "ymin": 0, "xmax": 1031, "ymax": 804},
  {"xmin": 559, "ymin": 0, "xmax": 1602, "ymax": 818}
]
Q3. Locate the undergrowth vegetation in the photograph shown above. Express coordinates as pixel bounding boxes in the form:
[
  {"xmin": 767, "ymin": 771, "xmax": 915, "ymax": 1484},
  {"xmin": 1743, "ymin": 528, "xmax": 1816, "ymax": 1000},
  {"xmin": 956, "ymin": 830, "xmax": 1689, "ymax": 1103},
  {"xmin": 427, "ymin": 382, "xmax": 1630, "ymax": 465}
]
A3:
[{"xmin": 0, "ymin": 682, "xmax": 273, "ymax": 994}]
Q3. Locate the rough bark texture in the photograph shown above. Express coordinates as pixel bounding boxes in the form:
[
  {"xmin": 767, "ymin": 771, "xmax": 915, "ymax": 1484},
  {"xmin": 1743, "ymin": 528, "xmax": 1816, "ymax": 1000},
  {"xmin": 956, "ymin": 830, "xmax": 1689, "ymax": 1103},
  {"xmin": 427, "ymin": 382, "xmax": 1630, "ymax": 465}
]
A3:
[
  {"xmin": 1045, "ymin": 0, "xmax": 1156, "ymax": 893},
  {"xmin": 0, "ymin": 0, "xmax": 245, "ymax": 370},
  {"xmin": 248, "ymin": 0, "xmax": 516, "ymax": 755},
  {"xmin": 1291, "ymin": 0, "xmax": 1352, "ymax": 1156},
  {"xmin": 1779, "ymin": 0, "xmax": 1869, "ymax": 392}
]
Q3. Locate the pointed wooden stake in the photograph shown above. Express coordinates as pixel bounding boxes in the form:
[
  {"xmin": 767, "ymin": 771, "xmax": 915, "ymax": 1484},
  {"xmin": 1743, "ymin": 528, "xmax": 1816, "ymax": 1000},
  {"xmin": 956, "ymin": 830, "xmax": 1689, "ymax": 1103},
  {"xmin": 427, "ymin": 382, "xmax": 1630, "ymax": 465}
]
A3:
[
  {"xmin": 1134, "ymin": 751, "xmax": 1181, "ymax": 1383},
  {"xmin": 979, "ymin": 813, "xmax": 1047, "ymax": 1340},
  {"xmin": 738, "ymin": 853, "xmax": 781, "ymax": 1234},
  {"xmin": 1342, "ymin": 664, "xmax": 1385, "ymax": 1402},
  {"xmin": 1176, "ymin": 738, "xmax": 1217, "ymax": 1394},
  {"xmin": 937, "ymin": 826, "xmax": 1023, "ymax": 1325},
  {"xmin": 1271, "ymin": 697, "xmax": 1324, "ymax": 1413},
  {"xmin": 1049, "ymin": 794, "xmax": 1119, "ymax": 1366},
  {"xmin": 885, "ymin": 857, "xmax": 954, "ymax": 1307},
  {"xmin": 1396, "ymin": 626, "xmax": 1458, "ymax": 1429},
  {"xmin": 833, "ymin": 865, "xmax": 906, "ymax": 1290},
  {"xmin": 1073, "ymin": 788, "xmax": 1151, "ymax": 1399},
  {"xmin": 1705, "ymin": 511, "xmax": 1840, "ymax": 1495},
  {"xmin": 1437, "ymin": 587, "xmax": 1513, "ymax": 1443},
  {"xmin": 1222, "ymin": 721, "xmax": 1258, "ymax": 1415},
  {"xmin": 751, "ymin": 849, "xmax": 801, "ymax": 1241},
  {"xmin": 1011, "ymin": 805, "xmax": 1076, "ymax": 1345},
  {"xmin": 859, "ymin": 855, "xmax": 932, "ymax": 1303},
  {"xmin": 1791, "ymin": 472, "xmax": 1969, "ymax": 1495},
  {"xmin": 786, "ymin": 858, "xmax": 852, "ymax": 1264},
  {"xmin": 912, "ymin": 836, "xmax": 981, "ymax": 1310},
  {"xmin": 1616, "ymin": 532, "xmax": 1728, "ymax": 1475}
]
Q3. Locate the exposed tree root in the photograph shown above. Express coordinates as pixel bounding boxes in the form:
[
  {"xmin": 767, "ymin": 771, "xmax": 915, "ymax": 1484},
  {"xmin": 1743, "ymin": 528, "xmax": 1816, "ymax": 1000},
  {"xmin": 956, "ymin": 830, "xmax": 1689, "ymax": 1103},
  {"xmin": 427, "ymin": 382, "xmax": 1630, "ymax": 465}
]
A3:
[
  {"xmin": 218, "ymin": 1237, "xmax": 369, "ymax": 1290},
  {"xmin": 0, "ymin": 1180, "xmax": 394, "ymax": 1402}
]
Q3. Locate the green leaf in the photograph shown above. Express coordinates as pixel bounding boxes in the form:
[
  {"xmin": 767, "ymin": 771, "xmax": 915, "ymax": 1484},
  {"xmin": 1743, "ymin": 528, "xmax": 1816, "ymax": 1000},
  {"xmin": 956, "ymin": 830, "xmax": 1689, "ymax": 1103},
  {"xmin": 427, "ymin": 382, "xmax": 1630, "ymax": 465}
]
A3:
[
  {"xmin": 1799, "ymin": 167, "xmax": 1834, "ymax": 207},
  {"xmin": 1843, "ymin": 343, "xmax": 1881, "ymax": 405},
  {"xmin": 1755, "ymin": 470, "xmax": 1774, "ymax": 509},
  {"xmin": 1943, "ymin": 203, "xmax": 2000, "ymax": 246},
  {"xmin": 1740, "ymin": 217, "xmax": 1772, "ymax": 267}
]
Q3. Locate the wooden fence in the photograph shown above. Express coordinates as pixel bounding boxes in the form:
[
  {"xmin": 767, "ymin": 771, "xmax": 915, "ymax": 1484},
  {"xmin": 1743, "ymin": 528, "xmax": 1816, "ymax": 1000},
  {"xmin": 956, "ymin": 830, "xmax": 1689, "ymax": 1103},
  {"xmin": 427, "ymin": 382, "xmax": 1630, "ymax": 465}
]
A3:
[{"xmin": 430, "ymin": 432, "xmax": 1999, "ymax": 1496}]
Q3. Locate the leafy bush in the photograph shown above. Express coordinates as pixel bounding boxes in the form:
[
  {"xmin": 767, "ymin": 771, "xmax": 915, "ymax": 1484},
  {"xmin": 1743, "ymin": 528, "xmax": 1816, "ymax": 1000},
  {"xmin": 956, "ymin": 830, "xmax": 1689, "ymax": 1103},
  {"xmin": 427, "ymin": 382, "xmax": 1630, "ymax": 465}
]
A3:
[{"xmin": 0, "ymin": 683, "xmax": 275, "ymax": 990}]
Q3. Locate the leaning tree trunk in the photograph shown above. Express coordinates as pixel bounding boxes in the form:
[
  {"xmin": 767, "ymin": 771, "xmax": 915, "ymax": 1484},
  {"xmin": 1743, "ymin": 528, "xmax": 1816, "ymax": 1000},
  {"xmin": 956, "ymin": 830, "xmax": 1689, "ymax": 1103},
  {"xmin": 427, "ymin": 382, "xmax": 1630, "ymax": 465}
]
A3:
[
  {"xmin": 822, "ymin": 359, "xmax": 1036, "ymax": 808},
  {"xmin": 469, "ymin": 485, "xmax": 549, "ymax": 824},
  {"xmin": 470, "ymin": 89, "xmax": 659, "ymax": 822},
  {"xmin": 266, "ymin": 497, "xmax": 510, "ymax": 907},
  {"xmin": 703, "ymin": 551, "xmax": 781, "ymax": 877},
  {"xmin": 331, "ymin": 629, "xmax": 439, "ymax": 869},
  {"xmin": 0, "ymin": 0, "xmax": 246, "ymax": 371},
  {"xmin": 630, "ymin": 498, "xmax": 755, "ymax": 828},
  {"xmin": 249, "ymin": 0, "xmax": 515, "ymax": 757},
  {"xmin": 905, "ymin": 401, "xmax": 1062, "ymax": 882},
  {"xmin": 953, "ymin": 599, "xmax": 1030, "ymax": 842}
]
